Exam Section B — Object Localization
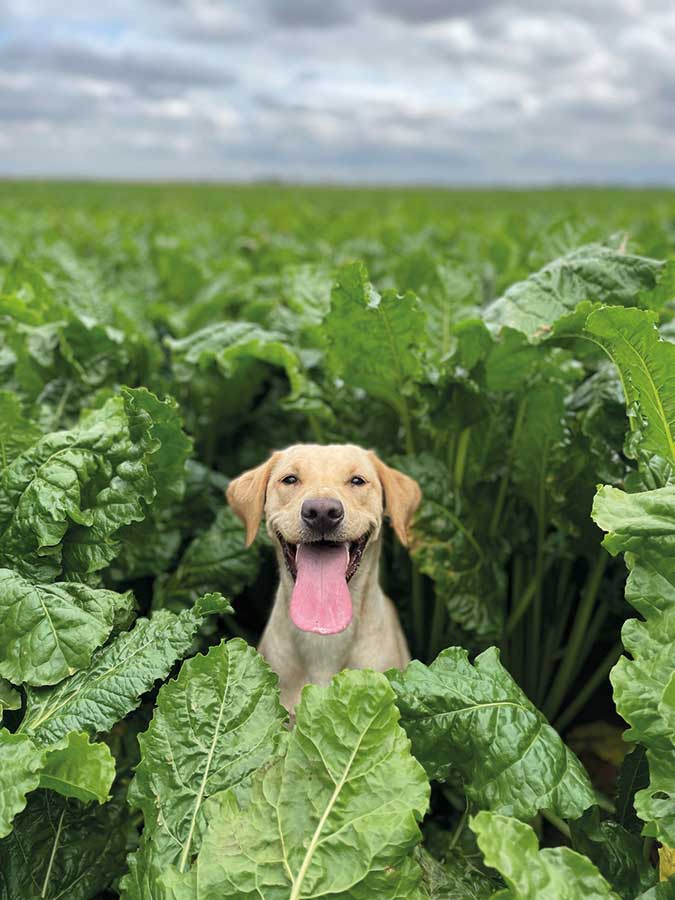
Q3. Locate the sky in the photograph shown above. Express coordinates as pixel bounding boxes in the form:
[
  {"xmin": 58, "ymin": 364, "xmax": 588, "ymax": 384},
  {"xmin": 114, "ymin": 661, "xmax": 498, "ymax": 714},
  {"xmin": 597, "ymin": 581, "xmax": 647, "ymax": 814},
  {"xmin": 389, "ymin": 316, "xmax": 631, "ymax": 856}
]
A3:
[{"xmin": 0, "ymin": 0, "xmax": 674, "ymax": 184}]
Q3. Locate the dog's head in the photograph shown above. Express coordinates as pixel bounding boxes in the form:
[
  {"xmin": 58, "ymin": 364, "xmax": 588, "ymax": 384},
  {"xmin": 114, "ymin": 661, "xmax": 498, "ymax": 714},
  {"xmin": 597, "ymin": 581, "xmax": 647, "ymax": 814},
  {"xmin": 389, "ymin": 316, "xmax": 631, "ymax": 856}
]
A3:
[{"xmin": 227, "ymin": 443, "xmax": 421, "ymax": 635}]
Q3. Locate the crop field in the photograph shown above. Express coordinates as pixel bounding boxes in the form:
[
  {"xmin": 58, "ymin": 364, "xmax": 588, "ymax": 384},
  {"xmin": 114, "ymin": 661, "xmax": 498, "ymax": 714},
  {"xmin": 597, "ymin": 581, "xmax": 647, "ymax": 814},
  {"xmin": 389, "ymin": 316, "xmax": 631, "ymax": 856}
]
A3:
[{"xmin": 0, "ymin": 181, "xmax": 675, "ymax": 899}]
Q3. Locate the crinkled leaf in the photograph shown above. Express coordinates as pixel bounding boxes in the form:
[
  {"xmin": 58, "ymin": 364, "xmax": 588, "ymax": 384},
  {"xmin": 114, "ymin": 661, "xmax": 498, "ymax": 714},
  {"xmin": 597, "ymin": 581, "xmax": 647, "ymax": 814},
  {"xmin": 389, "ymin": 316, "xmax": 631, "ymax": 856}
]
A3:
[
  {"xmin": 484, "ymin": 245, "xmax": 673, "ymax": 341},
  {"xmin": 0, "ymin": 729, "xmax": 44, "ymax": 838},
  {"xmin": 166, "ymin": 321, "xmax": 319, "ymax": 410},
  {"xmin": 593, "ymin": 485, "xmax": 675, "ymax": 844},
  {"xmin": 569, "ymin": 807, "xmax": 656, "ymax": 899},
  {"xmin": 417, "ymin": 846, "xmax": 502, "ymax": 899},
  {"xmin": 154, "ymin": 507, "xmax": 263, "ymax": 612},
  {"xmin": 0, "ymin": 568, "xmax": 132, "ymax": 686},
  {"xmin": 635, "ymin": 879, "xmax": 675, "ymax": 900},
  {"xmin": 326, "ymin": 261, "xmax": 425, "ymax": 415},
  {"xmin": 126, "ymin": 639, "xmax": 286, "ymax": 876},
  {"xmin": 389, "ymin": 647, "xmax": 594, "ymax": 820},
  {"xmin": 0, "ymin": 389, "xmax": 160, "ymax": 580},
  {"xmin": 471, "ymin": 811, "xmax": 620, "ymax": 899},
  {"xmin": 20, "ymin": 597, "xmax": 228, "ymax": 746},
  {"xmin": 0, "ymin": 391, "xmax": 42, "ymax": 469},
  {"xmin": 616, "ymin": 745, "xmax": 650, "ymax": 835},
  {"xmin": 39, "ymin": 731, "xmax": 115, "ymax": 805},
  {"xmin": 584, "ymin": 306, "xmax": 675, "ymax": 467},
  {"xmin": 161, "ymin": 669, "xmax": 430, "ymax": 899},
  {"xmin": 0, "ymin": 679, "xmax": 20, "ymax": 721},
  {"xmin": 0, "ymin": 788, "xmax": 130, "ymax": 900},
  {"xmin": 512, "ymin": 382, "xmax": 569, "ymax": 521},
  {"xmin": 401, "ymin": 454, "xmax": 506, "ymax": 642}
]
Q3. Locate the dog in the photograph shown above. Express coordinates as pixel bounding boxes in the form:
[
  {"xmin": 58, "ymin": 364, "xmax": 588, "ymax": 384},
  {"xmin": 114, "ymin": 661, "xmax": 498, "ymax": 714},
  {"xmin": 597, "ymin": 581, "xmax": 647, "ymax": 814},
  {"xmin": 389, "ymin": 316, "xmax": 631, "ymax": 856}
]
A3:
[{"xmin": 226, "ymin": 443, "xmax": 421, "ymax": 711}]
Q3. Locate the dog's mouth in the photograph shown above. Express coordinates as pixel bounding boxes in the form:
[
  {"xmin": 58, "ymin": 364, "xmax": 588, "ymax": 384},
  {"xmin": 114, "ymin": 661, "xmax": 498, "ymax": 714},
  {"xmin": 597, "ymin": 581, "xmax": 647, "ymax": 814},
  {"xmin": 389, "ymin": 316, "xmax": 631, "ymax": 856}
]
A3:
[
  {"xmin": 278, "ymin": 533, "xmax": 369, "ymax": 583},
  {"xmin": 277, "ymin": 533, "xmax": 370, "ymax": 635}
]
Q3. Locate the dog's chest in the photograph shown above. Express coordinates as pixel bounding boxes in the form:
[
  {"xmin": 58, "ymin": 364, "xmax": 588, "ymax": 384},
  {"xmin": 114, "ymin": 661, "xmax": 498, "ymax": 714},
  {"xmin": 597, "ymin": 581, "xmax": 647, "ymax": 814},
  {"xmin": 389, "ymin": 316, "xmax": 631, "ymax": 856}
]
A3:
[{"xmin": 292, "ymin": 622, "xmax": 356, "ymax": 685}]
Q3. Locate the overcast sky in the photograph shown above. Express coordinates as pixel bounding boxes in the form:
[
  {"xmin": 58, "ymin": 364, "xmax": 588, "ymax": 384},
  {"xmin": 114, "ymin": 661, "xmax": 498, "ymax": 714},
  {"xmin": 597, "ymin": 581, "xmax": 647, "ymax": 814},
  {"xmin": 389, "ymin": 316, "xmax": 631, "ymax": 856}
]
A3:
[{"xmin": 1, "ymin": 0, "xmax": 674, "ymax": 184}]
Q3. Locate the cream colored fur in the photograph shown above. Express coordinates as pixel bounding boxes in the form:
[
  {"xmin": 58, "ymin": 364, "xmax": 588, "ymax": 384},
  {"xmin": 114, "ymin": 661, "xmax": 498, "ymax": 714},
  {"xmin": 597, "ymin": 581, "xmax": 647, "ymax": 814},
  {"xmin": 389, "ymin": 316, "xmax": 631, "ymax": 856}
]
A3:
[{"xmin": 227, "ymin": 443, "xmax": 420, "ymax": 712}]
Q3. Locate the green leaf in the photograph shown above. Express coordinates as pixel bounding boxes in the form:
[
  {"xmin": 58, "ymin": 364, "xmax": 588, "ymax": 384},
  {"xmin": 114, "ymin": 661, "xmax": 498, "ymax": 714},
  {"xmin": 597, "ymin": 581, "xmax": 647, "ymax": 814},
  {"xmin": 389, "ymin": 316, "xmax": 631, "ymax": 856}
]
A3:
[
  {"xmin": 0, "ymin": 568, "xmax": 133, "ymax": 686},
  {"xmin": 569, "ymin": 807, "xmax": 657, "ymax": 898},
  {"xmin": 484, "ymin": 245, "xmax": 672, "ymax": 341},
  {"xmin": 39, "ymin": 732, "xmax": 115, "ymax": 805},
  {"xmin": 20, "ymin": 599, "xmax": 224, "ymax": 746},
  {"xmin": 635, "ymin": 878, "xmax": 675, "ymax": 900},
  {"xmin": 0, "ymin": 789, "xmax": 131, "ymax": 900},
  {"xmin": 0, "ymin": 391, "xmax": 155, "ymax": 581},
  {"xmin": 471, "ymin": 811, "xmax": 620, "ymax": 898},
  {"xmin": 0, "ymin": 392, "xmax": 42, "ymax": 470},
  {"xmin": 166, "ymin": 321, "xmax": 317, "ymax": 410},
  {"xmin": 0, "ymin": 679, "xmax": 20, "ymax": 721},
  {"xmin": 512, "ymin": 382, "xmax": 568, "ymax": 522},
  {"xmin": 126, "ymin": 639, "xmax": 286, "ymax": 875},
  {"xmin": 125, "ymin": 388, "xmax": 192, "ymax": 505},
  {"xmin": 154, "ymin": 508, "xmax": 263, "ymax": 612},
  {"xmin": 326, "ymin": 261, "xmax": 425, "ymax": 416},
  {"xmin": 584, "ymin": 306, "xmax": 675, "ymax": 466},
  {"xmin": 388, "ymin": 647, "xmax": 594, "ymax": 820},
  {"xmin": 161, "ymin": 669, "xmax": 430, "ymax": 899},
  {"xmin": 417, "ymin": 846, "xmax": 502, "ymax": 899},
  {"xmin": 0, "ymin": 729, "xmax": 44, "ymax": 838},
  {"xmin": 615, "ymin": 746, "xmax": 650, "ymax": 835},
  {"xmin": 400, "ymin": 454, "xmax": 506, "ymax": 643},
  {"xmin": 593, "ymin": 485, "xmax": 675, "ymax": 844}
]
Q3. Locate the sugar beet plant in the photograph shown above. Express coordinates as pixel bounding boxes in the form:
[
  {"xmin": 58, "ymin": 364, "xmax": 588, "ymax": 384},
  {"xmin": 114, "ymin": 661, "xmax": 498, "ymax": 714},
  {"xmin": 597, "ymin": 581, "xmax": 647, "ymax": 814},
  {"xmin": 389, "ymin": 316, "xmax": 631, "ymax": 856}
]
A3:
[{"xmin": 0, "ymin": 183, "xmax": 674, "ymax": 898}]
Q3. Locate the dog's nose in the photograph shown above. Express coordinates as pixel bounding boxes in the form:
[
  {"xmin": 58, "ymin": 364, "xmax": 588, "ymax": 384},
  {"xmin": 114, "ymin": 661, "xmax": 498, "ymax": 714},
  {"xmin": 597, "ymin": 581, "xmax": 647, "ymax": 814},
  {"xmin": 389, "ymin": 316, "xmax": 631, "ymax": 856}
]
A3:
[{"xmin": 301, "ymin": 497, "xmax": 344, "ymax": 532}]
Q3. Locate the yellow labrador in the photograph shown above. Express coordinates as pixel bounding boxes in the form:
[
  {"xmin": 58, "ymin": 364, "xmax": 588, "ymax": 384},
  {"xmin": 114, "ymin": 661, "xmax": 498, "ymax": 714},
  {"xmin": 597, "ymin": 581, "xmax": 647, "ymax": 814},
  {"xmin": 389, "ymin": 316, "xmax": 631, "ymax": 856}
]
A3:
[{"xmin": 227, "ymin": 443, "xmax": 421, "ymax": 711}]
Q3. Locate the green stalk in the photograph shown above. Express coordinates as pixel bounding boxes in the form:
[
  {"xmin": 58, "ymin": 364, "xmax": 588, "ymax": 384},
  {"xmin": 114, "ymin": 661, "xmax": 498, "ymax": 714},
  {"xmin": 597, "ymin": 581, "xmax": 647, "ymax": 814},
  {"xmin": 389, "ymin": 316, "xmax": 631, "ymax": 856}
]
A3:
[
  {"xmin": 505, "ymin": 575, "xmax": 539, "ymax": 636},
  {"xmin": 541, "ymin": 809, "xmax": 571, "ymax": 840},
  {"xmin": 489, "ymin": 398, "xmax": 527, "ymax": 539},
  {"xmin": 530, "ymin": 469, "xmax": 547, "ymax": 696},
  {"xmin": 399, "ymin": 396, "xmax": 416, "ymax": 457},
  {"xmin": 543, "ymin": 552, "xmax": 608, "ymax": 721},
  {"xmin": 506, "ymin": 555, "xmax": 525, "ymax": 685},
  {"xmin": 447, "ymin": 805, "xmax": 469, "ymax": 851},
  {"xmin": 308, "ymin": 413, "xmax": 323, "ymax": 443},
  {"xmin": 453, "ymin": 427, "xmax": 471, "ymax": 491},
  {"xmin": 566, "ymin": 602, "xmax": 610, "ymax": 690},
  {"xmin": 537, "ymin": 583, "xmax": 574, "ymax": 701},
  {"xmin": 554, "ymin": 640, "xmax": 622, "ymax": 734},
  {"xmin": 411, "ymin": 566, "xmax": 424, "ymax": 657},
  {"xmin": 428, "ymin": 591, "xmax": 448, "ymax": 661}
]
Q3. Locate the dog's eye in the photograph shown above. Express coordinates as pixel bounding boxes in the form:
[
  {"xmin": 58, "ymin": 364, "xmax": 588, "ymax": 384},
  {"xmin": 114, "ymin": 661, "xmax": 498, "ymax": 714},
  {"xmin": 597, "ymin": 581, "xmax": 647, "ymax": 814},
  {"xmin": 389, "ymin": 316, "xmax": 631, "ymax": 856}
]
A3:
[
  {"xmin": 281, "ymin": 475, "xmax": 298, "ymax": 485},
  {"xmin": 350, "ymin": 476, "xmax": 367, "ymax": 486}
]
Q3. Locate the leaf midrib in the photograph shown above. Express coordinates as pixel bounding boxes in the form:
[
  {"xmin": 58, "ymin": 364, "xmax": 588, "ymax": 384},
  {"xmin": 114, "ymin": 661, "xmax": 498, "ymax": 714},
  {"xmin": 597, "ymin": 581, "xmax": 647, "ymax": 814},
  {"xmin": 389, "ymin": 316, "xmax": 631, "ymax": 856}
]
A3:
[
  {"xmin": 177, "ymin": 648, "xmax": 231, "ymax": 873},
  {"xmin": 287, "ymin": 711, "xmax": 378, "ymax": 900}
]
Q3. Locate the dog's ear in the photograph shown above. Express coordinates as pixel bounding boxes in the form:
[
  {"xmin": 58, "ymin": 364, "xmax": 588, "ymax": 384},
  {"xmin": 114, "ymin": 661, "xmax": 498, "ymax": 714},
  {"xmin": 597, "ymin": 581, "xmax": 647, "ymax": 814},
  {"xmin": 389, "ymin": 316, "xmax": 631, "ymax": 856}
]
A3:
[
  {"xmin": 368, "ymin": 452, "xmax": 421, "ymax": 546},
  {"xmin": 226, "ymin": 453, "xmax": 279, "ymax": 547}
]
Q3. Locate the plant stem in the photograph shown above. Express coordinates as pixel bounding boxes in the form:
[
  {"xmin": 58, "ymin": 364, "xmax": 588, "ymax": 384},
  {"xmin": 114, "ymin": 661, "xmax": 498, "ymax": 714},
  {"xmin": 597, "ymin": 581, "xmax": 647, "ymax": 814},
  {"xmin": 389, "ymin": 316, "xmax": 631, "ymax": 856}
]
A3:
[
  {"xmin": 537, "ymin": 583, "xmax": 574, "ymax": 701},
  {"xmin": 530, "ymin": 467, "xmax": 548, "ymax": 699},
  {"xmin": 489, "ymin": 398, "xmax": 527, "ymax": 539},
  {"xmin": 554, "ymin": 640, "xmax": 623, "ymax": 734},
  {"xmin": 541, "ymin": 809, "xmax": 571, "ymax": 840},
  {"xmin": 505, "ymin": 575, "xmax": 539, "ymax": 635},
  {"xmin": 543, "ymin": 552, "xmax": 608, "ymax": 721},
  {"xmin": 308, "ymin": 413, "xmax": 323, "ymax": 443},
  {"xmin": 453, "ymin": 427, "xmax": 471, "ymax": 491},
  {"xmin": 400, "ymin": 396, "xmax": 416, "ymax": 456},
  {"xmin": 428, "ymin": 590, "xmax": 447, "ymax": 661},
  {"xmin": 566, "ymin": 602, "xmax": 610, "ymax": 690},
  {"xmin": 448, "ymin": 805, "xmax": 469, "ymax": 851},
  {"xmin": 411, "ymin": 565, "xmax": 424, "ymax": 657},
  {"xmin": 507, "ymin": 555, "xmax": 525, "ymax": 685}
]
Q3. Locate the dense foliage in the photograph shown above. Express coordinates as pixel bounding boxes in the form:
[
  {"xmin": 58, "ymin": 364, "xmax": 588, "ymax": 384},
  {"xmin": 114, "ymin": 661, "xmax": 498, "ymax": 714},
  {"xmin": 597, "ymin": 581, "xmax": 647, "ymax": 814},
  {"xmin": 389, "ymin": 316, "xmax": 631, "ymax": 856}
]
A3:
[{"xmin": 1, "ymin": 182, "xmax": 675, "ymax": 898}]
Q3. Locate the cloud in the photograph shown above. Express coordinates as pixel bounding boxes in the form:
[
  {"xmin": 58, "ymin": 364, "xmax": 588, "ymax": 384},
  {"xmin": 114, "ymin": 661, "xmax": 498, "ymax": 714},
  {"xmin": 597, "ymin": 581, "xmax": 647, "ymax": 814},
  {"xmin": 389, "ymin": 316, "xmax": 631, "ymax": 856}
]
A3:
[{"xmin": 0, "ymin": 0, "xmax": 673, "ymax": 183}]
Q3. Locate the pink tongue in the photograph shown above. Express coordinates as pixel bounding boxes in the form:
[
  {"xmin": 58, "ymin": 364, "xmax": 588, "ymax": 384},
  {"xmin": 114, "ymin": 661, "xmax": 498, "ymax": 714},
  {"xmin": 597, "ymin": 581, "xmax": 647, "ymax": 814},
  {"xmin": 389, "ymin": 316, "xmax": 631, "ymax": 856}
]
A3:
[{"xmin": 290, "ymin": 543, "xmax": 352, "ymax": 634}]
